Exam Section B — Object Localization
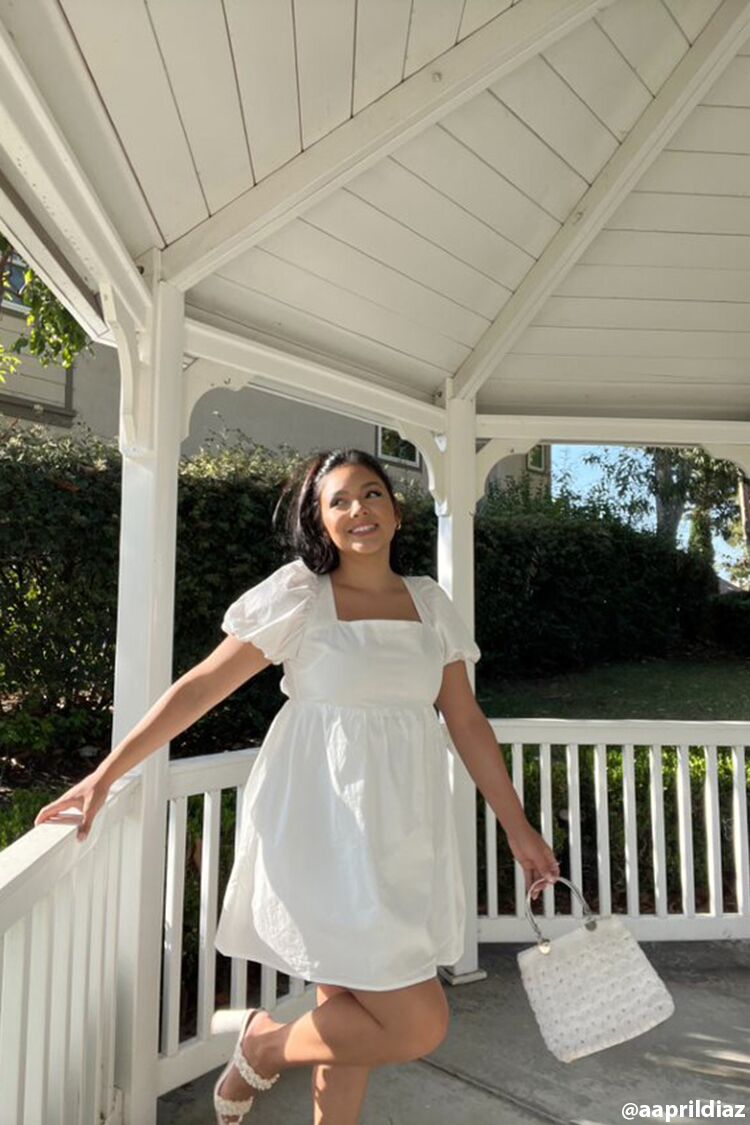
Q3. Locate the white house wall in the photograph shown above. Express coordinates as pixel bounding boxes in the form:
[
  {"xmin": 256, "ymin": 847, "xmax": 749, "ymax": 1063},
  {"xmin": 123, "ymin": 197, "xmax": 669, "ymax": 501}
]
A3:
[{"xmin": 0, "ymin": 314, "xmax": 71, "ymax": 416}]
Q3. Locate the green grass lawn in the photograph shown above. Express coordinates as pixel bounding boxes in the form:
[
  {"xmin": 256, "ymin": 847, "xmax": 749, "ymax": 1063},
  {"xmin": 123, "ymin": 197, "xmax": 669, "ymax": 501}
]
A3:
[{"xmin": 477, "ymin": 652, "xmax": 750, "ymax": 721}]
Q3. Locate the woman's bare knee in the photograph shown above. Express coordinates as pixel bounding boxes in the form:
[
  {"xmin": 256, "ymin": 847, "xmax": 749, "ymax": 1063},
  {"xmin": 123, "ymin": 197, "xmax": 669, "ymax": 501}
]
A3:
[{"xmin": 349, "ymin": 977, "xmax": 450, "ymax": 1061}]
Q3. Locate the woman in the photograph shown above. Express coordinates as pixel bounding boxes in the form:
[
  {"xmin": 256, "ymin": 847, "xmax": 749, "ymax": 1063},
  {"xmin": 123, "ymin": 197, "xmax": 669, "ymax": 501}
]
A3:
[{"xmin": 35, "ymin": 447, "xmax": 559, "ymax": 1125}]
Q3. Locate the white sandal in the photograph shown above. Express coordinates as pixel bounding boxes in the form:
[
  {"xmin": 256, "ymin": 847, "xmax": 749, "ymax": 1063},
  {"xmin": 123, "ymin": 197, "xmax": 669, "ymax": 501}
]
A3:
[{"xmin": 213, "ymin": 1007, "xmax": 280, "ymax": 1124}]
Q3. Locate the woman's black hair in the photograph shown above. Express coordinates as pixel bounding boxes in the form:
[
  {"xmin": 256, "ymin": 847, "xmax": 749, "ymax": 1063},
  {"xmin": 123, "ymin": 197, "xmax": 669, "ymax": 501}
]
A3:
[{"xmin": 272, "ymin": 448, "xmax": 405, "ymax": 574}]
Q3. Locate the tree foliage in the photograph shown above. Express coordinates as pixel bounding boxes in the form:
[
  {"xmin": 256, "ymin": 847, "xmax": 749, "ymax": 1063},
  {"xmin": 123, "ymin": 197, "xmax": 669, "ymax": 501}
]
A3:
[
  {"xmin": 0, "ymin": 235, "xmax": 94, "ymax": 383},
  {"xmin": 581, "ymin": 445, "xmax": 748, "ymax": 580}
]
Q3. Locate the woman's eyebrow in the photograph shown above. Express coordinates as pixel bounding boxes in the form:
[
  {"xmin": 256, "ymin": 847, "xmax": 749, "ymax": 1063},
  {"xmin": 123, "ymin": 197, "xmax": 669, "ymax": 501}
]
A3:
[{"xmin": 330, "ymin": 480, "xmax": 382, "ymax": 500}]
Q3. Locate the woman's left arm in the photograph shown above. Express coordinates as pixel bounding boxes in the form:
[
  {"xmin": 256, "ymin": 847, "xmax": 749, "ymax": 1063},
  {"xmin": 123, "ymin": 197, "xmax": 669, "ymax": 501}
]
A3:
[{"xmin": 436, "ymin": 661, "xmax": 560, "ymax": 898}]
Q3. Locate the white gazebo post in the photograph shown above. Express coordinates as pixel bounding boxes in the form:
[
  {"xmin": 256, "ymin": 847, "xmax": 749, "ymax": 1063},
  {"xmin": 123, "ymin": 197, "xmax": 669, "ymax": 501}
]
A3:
[
  {"xmin": 431, "ymin": 386, "xmax": 487, "ymax": 985},
  {"xmin": 102, "ymin": 249, "xmax": 185, "ymax": 1125},
  {"xmin": 701, "ymin": 442, "xmax": 750, "ymax": 929}
]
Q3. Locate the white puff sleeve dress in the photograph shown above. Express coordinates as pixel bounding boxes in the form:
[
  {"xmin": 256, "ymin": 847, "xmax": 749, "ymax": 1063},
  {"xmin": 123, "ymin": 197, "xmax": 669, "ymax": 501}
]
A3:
[{"xmin": 214, "ymin": 557, "xmax": 481, "ymax": 991}]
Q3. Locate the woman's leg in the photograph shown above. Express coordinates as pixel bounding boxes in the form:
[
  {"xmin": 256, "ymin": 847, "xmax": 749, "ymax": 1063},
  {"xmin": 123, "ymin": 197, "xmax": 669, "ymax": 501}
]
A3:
[
  {"xmin": 217, "ymin": 974, "xmax": 449, "ymax": 1118},
  {"xmin": 311, "ymin": 983, "xmax": 371, "ymax": 1125}
]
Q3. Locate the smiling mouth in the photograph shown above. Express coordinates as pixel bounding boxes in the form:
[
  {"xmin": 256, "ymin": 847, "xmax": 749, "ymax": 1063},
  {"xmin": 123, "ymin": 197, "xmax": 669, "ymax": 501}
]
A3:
[{"xmin": 350, "ymin": 524, "xmax": 378, "ymax": 535}]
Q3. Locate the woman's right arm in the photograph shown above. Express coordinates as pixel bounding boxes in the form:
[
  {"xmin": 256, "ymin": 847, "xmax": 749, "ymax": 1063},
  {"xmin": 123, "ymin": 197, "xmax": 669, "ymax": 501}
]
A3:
[{"xmin": 34, "ymin": 634, "xmax": 273, "ymax": 839}]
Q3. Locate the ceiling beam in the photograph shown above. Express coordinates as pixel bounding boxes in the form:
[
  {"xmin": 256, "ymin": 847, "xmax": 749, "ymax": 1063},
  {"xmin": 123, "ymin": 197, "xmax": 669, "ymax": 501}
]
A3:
[
  {"xmin": 0, "ymin": 17, "xmax": 149, "ymax": 335},
  {"xmin": 159, "ymin": 0, "xmax": 617, "ymax": 292},
  {"xmin": 0, "ymin": 166, "xmax": 106, "ymax": 341},
  {"xmin": 476, "ymin": 413, "xmax": 750, "ymax": 448},
  {"xmin": 183, "ymin": 317, "xmax": 444, "ymax": 433},
  {"xmin": 453, "ymin": 0, "xmax": 750, "ymax": 401}
]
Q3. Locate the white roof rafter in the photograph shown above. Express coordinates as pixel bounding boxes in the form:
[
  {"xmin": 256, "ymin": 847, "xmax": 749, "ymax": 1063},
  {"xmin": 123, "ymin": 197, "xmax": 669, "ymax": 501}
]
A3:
[
  {"xmin": 157, "ymin": 0, "xmax": 618, "ymax": 292},
  {"xmin": 0, "ymin": 18, "xmax": 150, "ymax": 336},
  {"xmin": 452, "ymin": 0, "xmax": 750, "ymax": 401}
]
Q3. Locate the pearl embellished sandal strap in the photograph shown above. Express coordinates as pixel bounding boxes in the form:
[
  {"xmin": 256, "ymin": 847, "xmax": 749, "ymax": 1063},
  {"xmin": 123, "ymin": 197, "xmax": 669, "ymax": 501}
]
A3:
[
  {"xmin": 215, "ymin": 1089, "xmax": 254, "ymax": 1119},
  {"xmin": 232, "ymin": 1041, "xmax": 280, "ymax": 1091}
]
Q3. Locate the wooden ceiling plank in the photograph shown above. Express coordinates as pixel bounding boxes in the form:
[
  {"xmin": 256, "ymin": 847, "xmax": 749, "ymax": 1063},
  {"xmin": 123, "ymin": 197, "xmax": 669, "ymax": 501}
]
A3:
[
  {"xmin": 225, "ymin": 0, "xmax": 300, "ymax": 183},
  {"xmin": 59, "ymin": 0, "xmax": 206, "ymax": 243},
  {"xmin": 301, "ymin": 183, "xmax": 514, "ymax": 316},
  {"xmin": 453, "ymin": 0, "xmax": 750, "ymax": 400},
  {"xmin": 353, "ymin": 0, "xmax": 413, "ymax": 115},
  {"xmin": 146, "ymin": 0, "xmax": 253, "ymax": 213},
  {"xmin": 404, "ymin": 0, "xmax": 466, "ymax": 78},
  {"xmin": 160, "ymin": 0, "xmax": 617, "ymax": 290},
  {"xmin": 294, "ymin": 0, "xmax": 356, "ymax": 148}
]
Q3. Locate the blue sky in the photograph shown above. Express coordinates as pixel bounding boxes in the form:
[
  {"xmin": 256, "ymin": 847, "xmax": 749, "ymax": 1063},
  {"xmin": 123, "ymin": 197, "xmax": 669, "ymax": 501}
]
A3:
[{"xmin": 551, "ymin": 445, "xmax": 744, "ymax": 583}]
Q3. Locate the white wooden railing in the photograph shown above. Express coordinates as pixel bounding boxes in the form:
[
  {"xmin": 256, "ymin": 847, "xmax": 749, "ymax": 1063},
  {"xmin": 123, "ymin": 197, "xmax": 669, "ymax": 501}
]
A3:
[
  {"xmin": 481, "ymin": 720, "xmax": 750, "ymax": 942},
  {"xmin": 1, "ymin": 718, "xmax": 749, "ymax": 1122},
  {"xmin": 0, "ymin": 772, "xmax": 141, "ymax": 1125},
  {"xmin": 157, "ymin": 748, "xmax": 314, "ymax": 1097}
]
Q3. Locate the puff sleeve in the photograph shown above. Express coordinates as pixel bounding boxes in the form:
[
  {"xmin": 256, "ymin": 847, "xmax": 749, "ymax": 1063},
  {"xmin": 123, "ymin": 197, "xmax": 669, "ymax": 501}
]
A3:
[
  {"xmin": 221, "ymin": 558, "xmax": 318, "ymax": 665},
  {"xmin": 425, "ymin": 578, "xmax": 481, "ymax": 667}
]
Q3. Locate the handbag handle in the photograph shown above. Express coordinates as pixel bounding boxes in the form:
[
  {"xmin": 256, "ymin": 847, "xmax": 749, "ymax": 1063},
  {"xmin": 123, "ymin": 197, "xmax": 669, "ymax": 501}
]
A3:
[{"xmin": 524, "ymin": 875, "xmax": 599, "ymax": 951}]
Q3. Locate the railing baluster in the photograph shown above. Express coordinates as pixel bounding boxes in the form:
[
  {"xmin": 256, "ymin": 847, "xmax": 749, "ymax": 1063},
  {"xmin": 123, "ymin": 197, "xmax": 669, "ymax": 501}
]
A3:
[
  {"xmin": 82, "ymin": 834, "xmax": 108, "ymax": 1117},
  {"xmin": 650, "ymin": 745, "xmax": 668, "ymax": 916},
  {"xmin": 539, "ymin": 743, "xmax": 553, "ymax": 915},
  {"xmin": 622, "ymin": 743, "xmax": 639, "ymax": 918},
  {"xmin": 25, "ymin": 896, "xmax": 52, "ymax": 1123},
  {"xmin": 47, "ymin": 873, "xmax": 73, "ymax": 1125},
  {"xmin": 512, "ymin": 743, "xmax": 525, "ymax": 917},
  {"xmin": 566, "ymin": 743, "xmax": 583, "ymax": 919},
  {"xmin": 704, "ymin": 745, "xmax": 723, "ymax": 919},
  {"xmin": 67, "ymin": 847, "xmax": 93, "ymax": 1125},
  {"xmin": 676, "ymin": 744, "xmax": 695, "ymax": 917},
  {"xmin": 162, "ymin": 797, "xmax": 187, "ymax": 1056},
  {"xmin": 594, "ymin": 743, "xmax": 611, "ymax": 915},
  {"xmin": 0, "ymin": 914, "xmax": 30, "ymax": 1124},
  {"xmin": 484, "ymin": 786, "xmax": 498, "ymax": 918},
  {"xmin": 288, "ymin": 975, "xmax": 307, "ymax": 998},
  {"xmin": 260, "ymin": 965, "xmax": 278, "ymax": 1013},
  {"xmin": 731, "ymin": 745, "xmax": 750, "ymax": 923},
  {"xmin": 197, "ymin": 790, "xmax": 221, "ymax": 1041},
  {"xmin": 100, "ymin": 819, "xmax": 123, "ymax": 1122},
  {"xmin": 229, "ymin": 784, "xmax": 248, "ymax": 1010}
]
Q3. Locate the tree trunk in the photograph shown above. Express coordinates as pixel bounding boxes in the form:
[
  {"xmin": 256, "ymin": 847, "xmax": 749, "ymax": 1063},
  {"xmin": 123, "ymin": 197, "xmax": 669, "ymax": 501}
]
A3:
[{"xmin": 653, "ymin": 448, "xmax": 686, "ymax": 543}]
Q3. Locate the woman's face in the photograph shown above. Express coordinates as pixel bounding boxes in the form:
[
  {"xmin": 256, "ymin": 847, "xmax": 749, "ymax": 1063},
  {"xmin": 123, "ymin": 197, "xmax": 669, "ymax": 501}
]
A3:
[{"xmin": 317, "ymin": 463, "xmax": 400, "ymax": 558}]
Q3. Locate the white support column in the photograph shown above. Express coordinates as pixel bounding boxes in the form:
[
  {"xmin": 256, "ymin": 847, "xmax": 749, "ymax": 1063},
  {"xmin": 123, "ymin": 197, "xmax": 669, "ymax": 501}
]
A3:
[
  {"xmin": 101, "ymin": 250, "xmax": 185, "ymax": 1125},
  {"xmin": 433, "ymin": 389, "xmax": 487, "ymax": 985}
]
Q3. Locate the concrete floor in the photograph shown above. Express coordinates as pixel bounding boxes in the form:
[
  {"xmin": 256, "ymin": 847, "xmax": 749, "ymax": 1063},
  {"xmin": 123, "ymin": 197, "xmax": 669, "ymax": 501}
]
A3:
[{"xmin": 158, "ymin": 940, "xmax": 750, "ymax": 1125}]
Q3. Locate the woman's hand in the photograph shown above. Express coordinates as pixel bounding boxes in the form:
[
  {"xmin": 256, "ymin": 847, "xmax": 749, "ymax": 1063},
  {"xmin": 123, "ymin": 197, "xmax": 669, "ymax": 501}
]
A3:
[
  {"xmin": 506, "ymin": 821, "xmax": 560, "ymax": 900},
  {"xmin": 34, "ymin": 771, "xmax": 110, "ymax": 842}
]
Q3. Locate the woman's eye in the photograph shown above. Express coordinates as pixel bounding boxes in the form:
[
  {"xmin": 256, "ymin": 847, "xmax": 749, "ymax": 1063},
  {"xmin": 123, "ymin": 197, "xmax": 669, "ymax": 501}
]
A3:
[{"xmin": 333, "ymin": 489, "xmax": 382, "ymax": 506}]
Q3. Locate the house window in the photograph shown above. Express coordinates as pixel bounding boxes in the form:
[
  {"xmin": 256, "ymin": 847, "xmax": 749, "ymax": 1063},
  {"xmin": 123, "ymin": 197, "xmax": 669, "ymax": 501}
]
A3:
[
  {"xmin": 527, "ymin": 444, "xmax": 546, "ymax": 473},
  {"xmin": 377, "ymin": 426, "xmax": 420, "ymax": 468},
  {"xmin": 1, "ymin": 253, "xmax": 32, "ymax": 316}
]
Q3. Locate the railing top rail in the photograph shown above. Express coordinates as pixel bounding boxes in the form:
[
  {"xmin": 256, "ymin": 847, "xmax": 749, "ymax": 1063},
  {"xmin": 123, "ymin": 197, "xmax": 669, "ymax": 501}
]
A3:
[
  {"xmin": 168, "ymin": 747, "xmax": 259, "ymax": 799},
  {"xmin": 0, "ymin": 772, "xmax": 141, "ymax": 934},
  {"xmin": 484, "ymin": 716, "xmax": 750, "ymax": 745}
]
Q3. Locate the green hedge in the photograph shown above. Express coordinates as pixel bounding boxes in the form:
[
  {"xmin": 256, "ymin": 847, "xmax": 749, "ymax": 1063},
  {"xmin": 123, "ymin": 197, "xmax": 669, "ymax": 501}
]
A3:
[
  {"xmin": 708, "ymin": 591, "xmax": 750, "ymax": 657},
  {"xmin": 0, "ymin": 422, "xmax": 728, "ymax": 777}
]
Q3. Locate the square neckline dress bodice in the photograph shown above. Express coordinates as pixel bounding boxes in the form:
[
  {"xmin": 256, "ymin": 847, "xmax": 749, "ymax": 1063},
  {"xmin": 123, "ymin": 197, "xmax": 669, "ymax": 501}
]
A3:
[{"xmin": 213, "ymin": 558, "xmax": 481, "ymax": 990}]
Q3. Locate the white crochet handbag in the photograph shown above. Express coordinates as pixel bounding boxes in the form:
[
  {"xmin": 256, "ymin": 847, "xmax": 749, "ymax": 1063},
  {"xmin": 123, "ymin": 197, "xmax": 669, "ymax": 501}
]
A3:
[{"xmin": 517, "ymin": 876, "xmax": 675, "ymax": 1063}]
